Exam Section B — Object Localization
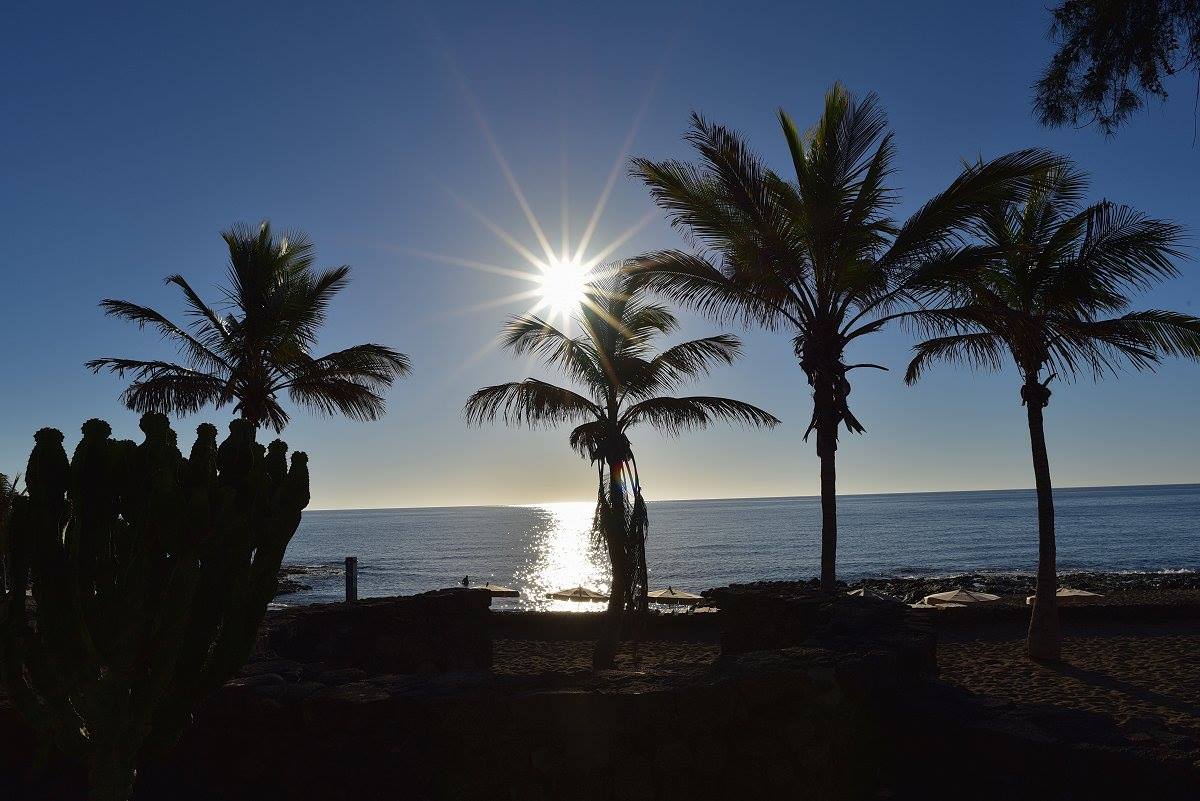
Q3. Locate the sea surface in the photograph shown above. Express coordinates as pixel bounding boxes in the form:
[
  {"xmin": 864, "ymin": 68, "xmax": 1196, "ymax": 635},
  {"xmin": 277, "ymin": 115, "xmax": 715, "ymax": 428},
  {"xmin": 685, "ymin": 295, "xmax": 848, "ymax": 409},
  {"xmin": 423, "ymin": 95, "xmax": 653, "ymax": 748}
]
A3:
[{"xmin": 281, "ymin": 484, "xmax": 1200, "ymax": 609}]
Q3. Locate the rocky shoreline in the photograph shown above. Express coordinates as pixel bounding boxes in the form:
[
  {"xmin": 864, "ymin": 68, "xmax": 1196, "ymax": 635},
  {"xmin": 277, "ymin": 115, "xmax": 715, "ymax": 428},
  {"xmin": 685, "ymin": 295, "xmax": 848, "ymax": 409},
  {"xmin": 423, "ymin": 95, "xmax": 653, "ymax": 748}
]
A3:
[
  {"xmin": 273, "ymin": 565, "xmax": 1199, "ymax": 603},
  {"xmin": 846, "ymin": 570, "xmax": 1200, "ymax": 604},
  {"xmin": 274, "ymin": 565, "xmax": 314, "ymax": 596}
]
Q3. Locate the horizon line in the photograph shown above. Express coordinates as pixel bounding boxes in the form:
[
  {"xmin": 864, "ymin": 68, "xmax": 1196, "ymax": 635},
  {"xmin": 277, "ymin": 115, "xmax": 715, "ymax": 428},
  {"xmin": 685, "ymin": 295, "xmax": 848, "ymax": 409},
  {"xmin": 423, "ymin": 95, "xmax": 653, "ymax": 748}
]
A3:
[{"xmin": 306, "ymin": 480, "xmax": 1200, "ymax": 514}]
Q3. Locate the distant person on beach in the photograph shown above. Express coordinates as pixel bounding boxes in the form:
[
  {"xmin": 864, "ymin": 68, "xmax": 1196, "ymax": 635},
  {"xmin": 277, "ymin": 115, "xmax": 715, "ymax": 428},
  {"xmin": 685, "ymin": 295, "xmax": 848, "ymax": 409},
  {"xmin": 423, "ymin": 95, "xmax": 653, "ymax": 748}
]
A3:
[{"xmin": 461, "ymin": 575, "xmax": 469, "ymax": 587}]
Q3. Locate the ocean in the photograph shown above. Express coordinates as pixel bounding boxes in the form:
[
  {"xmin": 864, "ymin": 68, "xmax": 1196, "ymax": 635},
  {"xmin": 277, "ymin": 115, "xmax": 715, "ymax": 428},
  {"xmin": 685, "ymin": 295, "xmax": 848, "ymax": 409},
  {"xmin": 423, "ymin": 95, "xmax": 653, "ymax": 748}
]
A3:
[{"xmin": 280, "ymin": 483, "xmax": 1200, "ymax": 609}]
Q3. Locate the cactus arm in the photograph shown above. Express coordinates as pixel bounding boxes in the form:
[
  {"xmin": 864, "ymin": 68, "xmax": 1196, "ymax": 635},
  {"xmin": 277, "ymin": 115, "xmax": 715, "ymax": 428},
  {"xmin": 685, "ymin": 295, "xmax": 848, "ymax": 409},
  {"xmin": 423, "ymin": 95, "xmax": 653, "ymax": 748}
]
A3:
[{"xmin": 3, "ymin": 415, "xmax": 311, "ymax": 801}]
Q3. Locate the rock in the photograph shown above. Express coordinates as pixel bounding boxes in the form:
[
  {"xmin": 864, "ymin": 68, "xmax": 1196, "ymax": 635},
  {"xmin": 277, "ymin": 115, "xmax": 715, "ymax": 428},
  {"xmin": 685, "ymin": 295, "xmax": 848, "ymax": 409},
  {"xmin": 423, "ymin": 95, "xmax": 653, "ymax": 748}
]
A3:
[
  {"xmin": 239, "ymin": 659, "xmax": 304, "ymax": 681},
  {"xmin": 256, "ymin": 681, "xmax": 323, "ymax": 702},
  {"xmin": 227, "ymin": 673, "xmax": 285, "ymax": 688},
  {"xmin": 316, "ymin": 668, "xmax": 368, "ymax": 686}
]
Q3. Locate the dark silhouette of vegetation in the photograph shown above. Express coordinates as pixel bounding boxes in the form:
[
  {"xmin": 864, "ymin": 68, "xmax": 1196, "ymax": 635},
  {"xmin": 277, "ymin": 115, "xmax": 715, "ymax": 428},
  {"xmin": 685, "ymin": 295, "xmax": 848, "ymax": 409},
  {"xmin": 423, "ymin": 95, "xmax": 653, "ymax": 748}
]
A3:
[
  {"xmin": 464, "ymin": 268, "xmax": 778, "ymax": 667},
  {"xmin": 1035, "ymin": 0, "xmax": 1200, "ymax": 133},
  {"xmin": 0, "ymin": 473, "xmax": 17, "ymax": 595},
  {"xmin": 629, "ymin": 85, "xmax": 1059, "ymax": 591},
  {"xmin": 902, "ymin": 162, "xmax": 1200, "ymax": 660},
  {"xmin": 87, "ymin": 221, "xmax": 410, "ymax": 432},
  {"xmin": 0, "ymin": 413, "xmax": 310, "ymax": 801}
]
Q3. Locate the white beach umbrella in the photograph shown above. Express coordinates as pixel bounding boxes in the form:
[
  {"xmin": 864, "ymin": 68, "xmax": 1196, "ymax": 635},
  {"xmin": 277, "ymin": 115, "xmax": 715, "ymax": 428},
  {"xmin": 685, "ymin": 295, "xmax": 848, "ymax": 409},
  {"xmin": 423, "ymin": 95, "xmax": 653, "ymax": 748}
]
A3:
[
  {"xmin": 921, "ymin": 589, "xmax": 1000, "ymax": 606},
  {"xmin": 476, "ymin": 582, "xmax": 520, "ymax": 598},
  {"xmin": 647, "ymin": 587, "xmax": 703, "ymax": 606},
  {"xmin": 1025, "ymin": 587, "xmax": 1103, "ymax": 605},
  {"xmin": 910, "ymin": 601, "xmax": 966, "ymax": 609},
  {"xmin": 847, "ymin": 587, "xmax": 895, "ymax": 601},
  {"xmin": 546, "ymin": 586, "xmax": 609, "ymax": 602}
]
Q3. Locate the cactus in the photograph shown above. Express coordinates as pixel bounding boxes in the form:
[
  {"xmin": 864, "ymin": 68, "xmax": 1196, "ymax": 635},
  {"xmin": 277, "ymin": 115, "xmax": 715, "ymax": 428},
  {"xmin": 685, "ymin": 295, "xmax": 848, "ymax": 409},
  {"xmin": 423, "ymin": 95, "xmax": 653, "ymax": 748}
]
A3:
[{"xmin": 0, "ymin": 413, "xmax": 309, "ymax": 801}]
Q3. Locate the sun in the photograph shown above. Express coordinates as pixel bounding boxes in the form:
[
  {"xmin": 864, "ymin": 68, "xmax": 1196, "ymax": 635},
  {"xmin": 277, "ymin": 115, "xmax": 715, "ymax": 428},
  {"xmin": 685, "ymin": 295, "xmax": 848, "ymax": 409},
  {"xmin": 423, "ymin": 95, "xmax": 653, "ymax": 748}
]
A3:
[
  {"xmin": 535, "ymin": 257, "xmax": 592, "ymax": 318},
  {"xmin": 404, "ymin": 58, "xmax": 663, "ymax": 367}
]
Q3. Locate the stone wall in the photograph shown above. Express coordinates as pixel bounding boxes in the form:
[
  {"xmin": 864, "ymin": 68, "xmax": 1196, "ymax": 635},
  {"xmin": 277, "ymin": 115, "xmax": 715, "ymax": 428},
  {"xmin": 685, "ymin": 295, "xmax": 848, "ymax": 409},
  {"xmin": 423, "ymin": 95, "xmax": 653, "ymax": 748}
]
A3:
[
  {"xmin": 0, "ymin": 587, "xmax": 936, "ymax": 801},
  {"xmin": 263, "ymin": 587, "xmax": 493, "ymax": 674},
  {"xmin": 134, "ymin": 637, "xmax": 917, "ymax": 801}
]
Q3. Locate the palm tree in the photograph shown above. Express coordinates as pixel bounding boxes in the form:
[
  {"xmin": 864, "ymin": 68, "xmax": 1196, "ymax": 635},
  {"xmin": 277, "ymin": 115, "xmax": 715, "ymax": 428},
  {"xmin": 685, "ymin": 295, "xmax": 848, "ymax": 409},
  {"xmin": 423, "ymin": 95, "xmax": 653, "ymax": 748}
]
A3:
[
  {"xmin": 87, "ymin": 221, "xmax": 410, "ymax": 431},
  {"xmin": 629, "ymin": 84, "xmax": 1058, "ymax": 591},
  {"xmin": 464, "ymin": 268, "xmax": 778, "ymax": 667},
  {"xmin": 902, "ymin": 163, "xmax": 1200, "ymax": 660}
]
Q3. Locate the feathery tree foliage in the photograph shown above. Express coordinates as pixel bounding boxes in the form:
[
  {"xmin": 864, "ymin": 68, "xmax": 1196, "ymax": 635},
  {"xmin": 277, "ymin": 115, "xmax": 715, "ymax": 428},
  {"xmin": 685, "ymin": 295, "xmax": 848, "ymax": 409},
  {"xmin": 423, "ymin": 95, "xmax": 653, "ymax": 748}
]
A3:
[
  {"xmin": 464, "ymin": 268, "xmax": 778, "ymax": 667},
  {"xmin": 629, "ymin": 84, "xmax": 1059, "ymax": 591},
  {"xmin": 0, "ymin": 473, "xmax": 17, "ymax": 595},
  {"xmin": 1035, "ymin": 0, "xmax": 1200, "ymax": 133},
  {"xmin": 87, "ymin": 222, "xmax": 410, "ymax": 432},
  {"xmin": 902, "ymin": 163, "xmax": 1199, "ymax": 659}
]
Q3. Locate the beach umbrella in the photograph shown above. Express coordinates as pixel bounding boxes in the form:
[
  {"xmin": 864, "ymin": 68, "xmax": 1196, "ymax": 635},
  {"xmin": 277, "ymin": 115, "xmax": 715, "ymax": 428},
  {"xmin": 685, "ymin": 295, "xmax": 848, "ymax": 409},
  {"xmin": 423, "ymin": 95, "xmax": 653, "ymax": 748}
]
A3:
[
  {"xmin": 546, "ymin": 586, "xmax": 609, "ymax": 602},
  {"xmin": 1025, "ymin": 587, "xmax": 1103, "ymax": 606},
  {"xmin": 846, "ymin": 587, "xmax": 895, "ymax": 601},
  {"xmin": 921, "ymin": 589, "xmax": 1000, "ymax": 606},
  {"xmin": 476, "ymin": 582, "xmax": 520, "ymax": 598},
  {"xmin": 647, "ymin": 587, "xmax": 703, "ymax": 606},
  {"xmin": 909, "ymin": 601, "xmax": 967, "ymax": 609}
]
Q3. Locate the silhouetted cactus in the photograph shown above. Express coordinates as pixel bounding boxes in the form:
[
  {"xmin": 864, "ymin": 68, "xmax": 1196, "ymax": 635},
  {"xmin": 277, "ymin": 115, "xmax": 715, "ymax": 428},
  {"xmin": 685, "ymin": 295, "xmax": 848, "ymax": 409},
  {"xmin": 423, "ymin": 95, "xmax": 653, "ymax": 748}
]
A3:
[{"xmin": 0, "ymin": 413, "xmax": 309, "ymax": 801}]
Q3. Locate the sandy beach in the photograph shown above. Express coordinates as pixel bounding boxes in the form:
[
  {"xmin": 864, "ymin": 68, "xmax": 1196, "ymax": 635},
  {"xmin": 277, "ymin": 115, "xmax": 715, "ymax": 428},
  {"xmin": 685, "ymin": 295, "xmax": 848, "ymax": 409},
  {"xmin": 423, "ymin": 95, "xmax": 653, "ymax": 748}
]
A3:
[
  {"xmin": 939, "ymin": 615, "xmax": 1200, "ymax": 746},
  {"xmin": 493, "ymin": 638, "xmax": 721, "ymax": 676},
  {"xmin": 491, "ymin": 588, "xmax": 1200, "ymax": 761}
]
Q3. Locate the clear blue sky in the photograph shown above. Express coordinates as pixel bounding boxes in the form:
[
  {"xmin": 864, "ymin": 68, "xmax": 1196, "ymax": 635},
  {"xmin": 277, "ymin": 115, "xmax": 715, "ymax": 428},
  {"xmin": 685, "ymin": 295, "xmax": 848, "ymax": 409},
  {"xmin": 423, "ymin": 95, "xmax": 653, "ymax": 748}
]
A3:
[{"xmin": 3, "ymin": 1, "xmax": 1197, "ymax": 509}]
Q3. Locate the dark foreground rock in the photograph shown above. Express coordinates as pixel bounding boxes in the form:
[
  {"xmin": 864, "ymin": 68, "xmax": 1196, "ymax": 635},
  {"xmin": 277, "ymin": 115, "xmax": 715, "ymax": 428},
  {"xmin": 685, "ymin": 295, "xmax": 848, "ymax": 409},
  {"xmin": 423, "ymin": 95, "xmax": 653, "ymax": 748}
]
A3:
[
  {"xmin": 2, "ymin": 583, "xmax": 1196, "ymax": 800},
  {"xmin": 1, "ymin": 586, "xmax": 933, "ymax": 801}
]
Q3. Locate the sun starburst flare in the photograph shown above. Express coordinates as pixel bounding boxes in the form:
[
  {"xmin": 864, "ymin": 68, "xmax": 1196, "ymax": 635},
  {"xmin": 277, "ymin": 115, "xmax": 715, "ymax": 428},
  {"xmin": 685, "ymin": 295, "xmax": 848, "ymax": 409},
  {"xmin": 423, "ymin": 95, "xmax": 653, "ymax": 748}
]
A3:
[{"xmin": 404, "ymin": 56, "xmax": 661, "ymax": 349}]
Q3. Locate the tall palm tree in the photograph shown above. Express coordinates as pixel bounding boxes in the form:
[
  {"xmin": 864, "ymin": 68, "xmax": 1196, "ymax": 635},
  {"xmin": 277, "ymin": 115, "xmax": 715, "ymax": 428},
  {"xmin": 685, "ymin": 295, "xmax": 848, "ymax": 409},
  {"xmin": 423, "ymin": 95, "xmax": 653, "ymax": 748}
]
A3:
[
  {"xmin": 629, "ymin": 84, "xmax": 1058, "ymax": 591},
  {"xmin": 902, "ymin": 163, "xmax": 1200, "ymax": 660},
  {"xmin": 87, "ymin": 221, "xmax": 410, "ymax": 431},
  {"xmin": 464, "ymin": 268, "xmax": 778, "ymax": 667}
]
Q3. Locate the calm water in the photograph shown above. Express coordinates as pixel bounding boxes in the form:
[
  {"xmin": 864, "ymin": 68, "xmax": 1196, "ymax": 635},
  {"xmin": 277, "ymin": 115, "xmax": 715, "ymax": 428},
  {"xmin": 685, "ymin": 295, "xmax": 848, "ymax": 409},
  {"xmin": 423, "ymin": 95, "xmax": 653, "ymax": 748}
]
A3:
[{"xmin": 281, "ymin": 484, "xmax": 1200, "ymax": 608}]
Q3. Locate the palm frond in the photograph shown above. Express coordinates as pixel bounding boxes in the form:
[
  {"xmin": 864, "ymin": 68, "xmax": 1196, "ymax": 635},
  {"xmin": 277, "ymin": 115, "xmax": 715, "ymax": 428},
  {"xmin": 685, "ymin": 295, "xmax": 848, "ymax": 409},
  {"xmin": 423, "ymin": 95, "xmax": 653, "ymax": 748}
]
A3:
[
  {"xmin": 625, "ymin": 251, "xmax": 795, "ymax": 329},
  {"xmin": 164, "ymin": 274, "xmax": 232, "ymax": 347},
  {"xmin": 1111, "ymin": 310, "xmax": 1200, "ymax": 361},
  {"xmin": 1071, "ymin": 203, "xmax": 1185, "ymax": 295},
  {"xmin": 279, "ymin": 264, "xmax": 353, "ymax": 345},
  {"xmin": 285, "ymin": 376, "xmax": 387, "ymax": 423},
  {"xmin": 883, "ymin": 148, "xmax": 1063, "ymax": 272},
  {"xmin": 463, "ymin": 380, "xmax": 600, "ymax": 428},
  {"xmin": 625, "ymin": 335, "xmax": 742, "ymax": 399},
  {"xmin": 500, "ymin": 315, "xmax": 605, "ymax": 390},
  {"xmin": 1047, "ymin": 310, "xmax": 1200, "ymax": 378},
  {"xmin": 620, "ymin": 396, "xmax": 779, "ymax": 436},
  {"xmin": 904, "ymin": 332, "xmax": 1009, "ymax": 384},
  {"xmin": 568, "ymin": 420, "xmax": 608, "ymax": 459},
  {"xmin": 279, "ymin": 343, "xmax": 410, "ymax": 387},
  {"xmin": 97, "ymin": 299, "xmax": 230, "ymax": 373},
  {"xmin": 114, "ymin": 368, "xmax": 230, "ymax": 418}
]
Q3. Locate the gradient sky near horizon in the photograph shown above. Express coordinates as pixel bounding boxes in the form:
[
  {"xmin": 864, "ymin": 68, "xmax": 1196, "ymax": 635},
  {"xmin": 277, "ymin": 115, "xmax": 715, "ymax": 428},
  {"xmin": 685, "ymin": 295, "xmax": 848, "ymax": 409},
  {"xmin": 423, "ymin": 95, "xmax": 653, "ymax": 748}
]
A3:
[{"xmin": 3, "ymin": 1, "xmax": 1198, "ymax": 510}]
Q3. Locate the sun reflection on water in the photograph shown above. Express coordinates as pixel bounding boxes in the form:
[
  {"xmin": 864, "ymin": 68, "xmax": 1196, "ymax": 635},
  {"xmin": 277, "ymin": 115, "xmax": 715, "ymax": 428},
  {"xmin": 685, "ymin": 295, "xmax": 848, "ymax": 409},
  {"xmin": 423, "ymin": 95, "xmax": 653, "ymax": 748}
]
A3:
[{"xmin": 513, "ymin": 501, "xmax": 610, "ymax": 612}]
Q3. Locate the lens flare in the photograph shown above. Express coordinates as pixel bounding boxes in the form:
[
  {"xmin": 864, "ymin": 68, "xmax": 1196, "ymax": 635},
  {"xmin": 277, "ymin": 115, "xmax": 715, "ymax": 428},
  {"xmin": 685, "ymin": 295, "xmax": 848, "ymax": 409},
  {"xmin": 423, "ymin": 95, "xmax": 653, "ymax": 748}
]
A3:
[{"xmin": 536, "ymin": 257, "xmax": 591, "ymax": 317}]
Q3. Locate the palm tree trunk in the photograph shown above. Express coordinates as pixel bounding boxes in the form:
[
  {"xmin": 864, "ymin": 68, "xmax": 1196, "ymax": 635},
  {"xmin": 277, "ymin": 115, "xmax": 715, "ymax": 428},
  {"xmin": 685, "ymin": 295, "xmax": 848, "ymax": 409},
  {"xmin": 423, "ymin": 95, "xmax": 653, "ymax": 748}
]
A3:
[
  {"xmin": 1024, "ymin": 384, "xmax": 1061, "ymax": 661},
  {"xmin": 593, "ymin": 460, "xmax": 626, "ymax": 669},
  {"xmin": 814, "ymin": 391, "xmax": 838, "ymax": 593}
]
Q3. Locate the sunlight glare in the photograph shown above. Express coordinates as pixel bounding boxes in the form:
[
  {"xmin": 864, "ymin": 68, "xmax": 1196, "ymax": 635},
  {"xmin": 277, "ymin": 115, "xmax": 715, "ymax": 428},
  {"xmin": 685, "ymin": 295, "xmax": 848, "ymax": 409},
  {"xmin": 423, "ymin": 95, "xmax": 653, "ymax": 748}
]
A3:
[
  {"xmin": 514, "ymin": 502, "xmax": 609, "ymax": 612},
  {"xmin": 536, "ymin": 257, "xmax": 591, "ymax": 318}
]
